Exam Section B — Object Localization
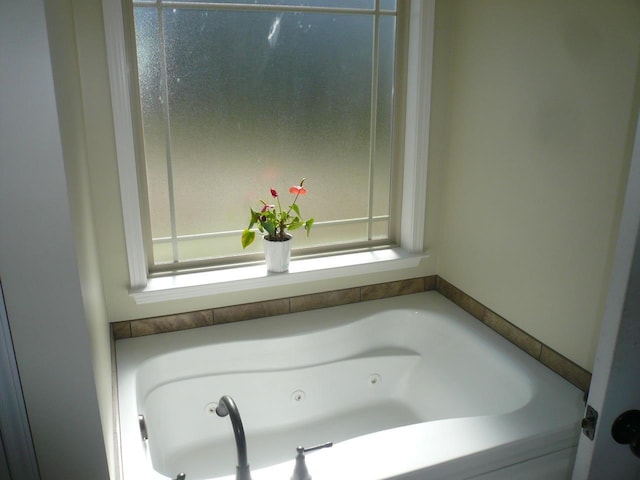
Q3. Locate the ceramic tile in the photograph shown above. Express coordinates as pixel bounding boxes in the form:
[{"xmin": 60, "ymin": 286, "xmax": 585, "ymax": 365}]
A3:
[
  {"xmin": 290, "ymin": 288, "xmax": 361, "ymax": 313},
  {"xmin": 213, "ymin": 298, "xmax": 289, "ymax": 324},
  {"xmin": 424, "ymin": 275, "xmax": 437, "ymax": 291},
  {"xmin": 482, "ymin": 309, "xmax": 542, "ymax": 359},
  {"xmin": 130, "ymin": 310, "xmax": 213, "ymax": 337},
  {"xmin": 111, "ymin": 321, "xmax": 131, "ymax": 340},
  {"xmin": 109, "ymin": 275, "xmax": 592, "ymax": 393},
  {"xmin": 361, "ymin": 278, "xmax": 425, "ymax": 301},
  {"xmin": 436, "ymin": 277, "xmax": 486, "ymax": 320},
  {"xmin": 540, "ymin": 345, "xmax": 591, "ymax": 392}
]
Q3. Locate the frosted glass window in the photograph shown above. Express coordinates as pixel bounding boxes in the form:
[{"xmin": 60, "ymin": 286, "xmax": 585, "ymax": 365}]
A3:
[{"xmin": 132, "ymin": 1, "xmax": 400, "ymax": 268}]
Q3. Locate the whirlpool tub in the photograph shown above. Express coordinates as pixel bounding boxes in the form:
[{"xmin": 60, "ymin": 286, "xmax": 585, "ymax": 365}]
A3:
[{"xmin": 115, "ymin": 291, "xmax": 584, "ymax": 480}]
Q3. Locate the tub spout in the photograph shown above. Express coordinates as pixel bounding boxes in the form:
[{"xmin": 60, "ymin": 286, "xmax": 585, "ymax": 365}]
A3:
[{"xmin": 216, "ymin": 395, "xmax": 252, "ymax": 480}]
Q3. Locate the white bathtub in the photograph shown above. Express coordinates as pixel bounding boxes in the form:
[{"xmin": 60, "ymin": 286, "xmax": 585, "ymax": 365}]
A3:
[{"xmin": 116, "ymin": 291, "xmax": 584, "ymax": 480}]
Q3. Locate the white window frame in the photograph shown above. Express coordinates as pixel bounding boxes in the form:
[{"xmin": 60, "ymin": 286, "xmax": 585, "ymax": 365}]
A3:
[{"xmin": 102, "ymin": 0, "xmax": 434, "ymax": 304}]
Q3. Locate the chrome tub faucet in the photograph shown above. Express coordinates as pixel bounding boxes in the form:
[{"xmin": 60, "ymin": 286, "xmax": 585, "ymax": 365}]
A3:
[{"xmin": 216, "ymin": 395, "xmax": 252, "ymax": 480}]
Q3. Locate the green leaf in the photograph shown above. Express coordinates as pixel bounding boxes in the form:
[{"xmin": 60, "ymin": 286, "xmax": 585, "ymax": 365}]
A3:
[
  {"xmin": 304, "ymin": 218, "xmax": 314, "ymax": 236},
  {"xmin": 247, "ymin": 209, "xmax": 260, "ymax": 229},
  {"xmin": 241, "ymin": 229, "xmax": 255, "ymax": 249},
  {"xmin": 288, "ymin": 219, "xmax": 302, "ymax": 231},
  {"xmin": 291, "ymin": 203, "xmax": 301, "ymax": 217},
  {"xmin": 261, "ymin": 220, "xmax": 276, "ymax": 239}
]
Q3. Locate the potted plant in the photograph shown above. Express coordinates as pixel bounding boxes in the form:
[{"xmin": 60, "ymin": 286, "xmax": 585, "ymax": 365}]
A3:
[{"xmin": 241, "ymin": 178, "xmax": 314, "ymax": 272}]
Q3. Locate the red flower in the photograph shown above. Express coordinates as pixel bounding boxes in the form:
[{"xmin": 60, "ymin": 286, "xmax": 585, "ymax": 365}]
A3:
[{"xmin": 242, "ymin": 177, "xmax": 313, "ymax": 249}]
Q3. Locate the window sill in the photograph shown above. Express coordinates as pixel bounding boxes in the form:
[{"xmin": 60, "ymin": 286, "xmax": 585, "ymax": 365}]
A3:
[{"xmin": 130, "ymin": 247, "xmax": 428, "ymax": 304}]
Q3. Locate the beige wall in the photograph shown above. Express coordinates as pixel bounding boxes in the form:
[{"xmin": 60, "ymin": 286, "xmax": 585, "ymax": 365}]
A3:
[
  {"xmin": 69, "ymin": 0, "xmax": 639, "ymax": 376},
  {"xmin": 45, "ymin": 0, "xmax": 116, "ymax": 476},
  {"xmin": 1, "ymin": 1, "xmax": 111, "ymax": 478},
  {"xmin": 434, "ymin": 0, "xmax": 640, "ymax": 370}
]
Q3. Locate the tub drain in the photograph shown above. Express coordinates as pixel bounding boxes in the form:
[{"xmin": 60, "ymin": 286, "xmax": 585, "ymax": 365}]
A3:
[{"xmin": 368, "ymin": 374, "xmax": 382, "ymax": 385}]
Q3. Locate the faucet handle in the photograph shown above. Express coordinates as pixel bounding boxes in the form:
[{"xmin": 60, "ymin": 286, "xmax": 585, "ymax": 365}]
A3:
[
  {"xmin": 174, "ymin": 474, "xmax": 186, "ymax": 480},
  {"xmin": 291, "ymin": 442, "xmax": 333, "ymax": 480},
  {"xmin": 301, "ymin": 442, "xmax": 333, "ymax": 453}
]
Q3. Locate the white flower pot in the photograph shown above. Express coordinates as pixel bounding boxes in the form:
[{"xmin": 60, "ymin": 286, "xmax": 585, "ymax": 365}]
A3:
[{"xmin": 263, "ymin": 235, "xmax": 292, "ymax": 272}]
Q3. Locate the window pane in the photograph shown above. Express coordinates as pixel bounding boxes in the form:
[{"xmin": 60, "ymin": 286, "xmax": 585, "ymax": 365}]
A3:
[
  {"xmin": 134, "ymin": 6, "xmax": 397, "ymax": 265},
  {"xmin": 134, "ymin": 8, "xmax": 172, "ymax": 243},
  {"xmin": 373, "ymin": 14, "xmax": 396, "ymax": 219},
  {"xmin": 380, "ymin": 0, "xmax": 397, "ymax": 11}
]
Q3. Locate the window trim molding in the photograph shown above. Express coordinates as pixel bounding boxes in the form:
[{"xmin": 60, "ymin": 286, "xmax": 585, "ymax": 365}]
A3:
[
  {"xmin": 103, "ymin": 0, "xmax": 148, "ymax": 290},
  {"xmin": 401, "ymin": 0, "xmax": 435, "ymax": 253},
  {"xmin": 134, "ymin": 247, "xmax": 427, "ymax": 303},
  {"xmin": 102, "ymin": 0, "xmax": 435, "ymax": 301}
]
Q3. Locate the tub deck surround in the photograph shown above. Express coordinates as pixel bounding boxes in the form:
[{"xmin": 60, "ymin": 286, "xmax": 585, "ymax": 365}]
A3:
[
  {"xmin": 112, "ymin": 277, "xmax": 431, "ymax": 339},
  {"xmin": 115, "ymin": 292, "xmax": 584, "ymax": 480},
  {"xmin": 111, "ymin": 275, "xmax": 590, "ymax": 392}
]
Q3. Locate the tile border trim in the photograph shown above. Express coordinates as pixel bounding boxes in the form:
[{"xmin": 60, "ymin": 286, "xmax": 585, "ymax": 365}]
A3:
[
  {"xmin": 435, "ymin": 277, "xmax": 591, "ymax": 392},
  {"xmin": 111, "ymin": 274, "xmax": 591, "ymax": 391}
]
